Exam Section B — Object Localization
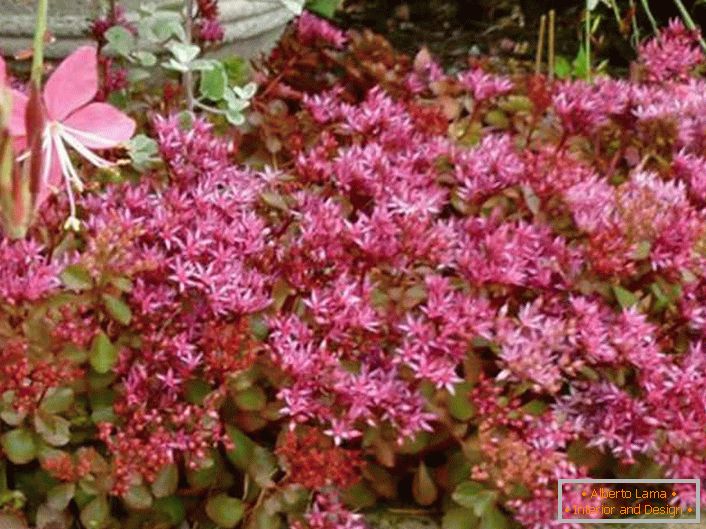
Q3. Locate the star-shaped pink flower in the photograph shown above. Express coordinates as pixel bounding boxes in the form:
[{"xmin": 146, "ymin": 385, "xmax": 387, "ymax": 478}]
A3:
[{"xmin": 8, "ymin": 46, "xmax": 136, "ymax": 226}]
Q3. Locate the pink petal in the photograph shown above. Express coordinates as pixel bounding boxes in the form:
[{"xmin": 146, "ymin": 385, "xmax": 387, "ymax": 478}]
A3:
[
  {"xmin": 0, "ymin": 56, "xmax": 6, "ymax": 87},
  {"xmin": 9, "ymin": 90, "xmax": 28, "ymax": 139},
  {"xmin": 43, "ymin": 46, "xmax": 98, "ymax": 122},
  {"xmin": 62, "ymin": 103, "xmax": 136, "ymax": 148},
  {"xmin": 35, "ymin": 145, "xmax": 63, "ymax": 209}
]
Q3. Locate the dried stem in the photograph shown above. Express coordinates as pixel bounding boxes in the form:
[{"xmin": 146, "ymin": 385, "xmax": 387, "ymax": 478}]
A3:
[{"xmin": 535, "ymin": 14, "xmax": 547, "ymax": 75}]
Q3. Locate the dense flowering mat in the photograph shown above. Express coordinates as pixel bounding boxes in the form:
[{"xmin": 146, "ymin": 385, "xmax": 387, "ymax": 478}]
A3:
[{"xmin": 0, "ymin": 11, "xmax": 704, "ymax": 529}]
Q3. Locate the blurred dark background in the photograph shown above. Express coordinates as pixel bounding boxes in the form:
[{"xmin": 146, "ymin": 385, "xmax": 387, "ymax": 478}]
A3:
[{"xmin": 339, "ymin": 0, "xmax": 706, "ymax": 70}]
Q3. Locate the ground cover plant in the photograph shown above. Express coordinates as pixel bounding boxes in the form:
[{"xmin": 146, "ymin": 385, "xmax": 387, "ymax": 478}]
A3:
[{"xmin": 0, "ymin": 2, "xmax": 704, "ymax": 529}]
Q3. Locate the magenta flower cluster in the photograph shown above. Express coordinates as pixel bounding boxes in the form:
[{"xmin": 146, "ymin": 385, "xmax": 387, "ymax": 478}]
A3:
[{"xmin": 2, "ymin": 13, "xmax": 706, "ymax": 529}]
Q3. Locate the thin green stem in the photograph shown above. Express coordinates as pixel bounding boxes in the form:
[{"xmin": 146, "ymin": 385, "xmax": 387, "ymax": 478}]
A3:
[
  {"xmin": 194, "ymin": 100, "xmax": 224, "ymax": 115},
  {"xmin": 608, "ymin": 0, "xmax": 622, "ymax": 28},
  {"xmin": 585, "ymin": 1, "xmax": 592, "ymax": 82},
  {"xmin": 629, "ymin": 0, "xmax": 641, "ymax": 48},
  {"xmin": 183, "ymin": 0, "xmax": 195, "ymax": 111},
  {"xmin": 672, "ymin": 0, "xmax": 706, "ymax": 51},
  {"xmin": 639, "ymin": 0, "xmax": 659, "ymax": 35},
  {"xmin": 30, "ymin": 0, "xmax": 49, "ymax": 87},
  {"xmin": 548, "ymin": 9, "xmax": 556, "ymax": 82}
]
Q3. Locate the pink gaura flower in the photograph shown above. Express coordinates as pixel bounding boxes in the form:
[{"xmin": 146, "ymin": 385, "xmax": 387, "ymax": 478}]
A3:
[{"xmin": 9, "ymin": 46, "xmax": 136, "ymax": 226}]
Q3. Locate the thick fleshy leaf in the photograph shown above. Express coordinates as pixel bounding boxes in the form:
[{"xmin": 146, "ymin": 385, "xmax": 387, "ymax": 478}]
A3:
[
  {"xmin": 205, "ymin": 494, "xmax": 245, "ymax": 528},
  {"xmin": 412, "ymin": 462, "xmax": 438, "ymax": 506},
  {"xmin": 63, "ymin": 103, "xmax": 136, "ymax": 149},
  {"xmin": 43, "ymin": 46, "xmax": 98, "ymax": 122}
]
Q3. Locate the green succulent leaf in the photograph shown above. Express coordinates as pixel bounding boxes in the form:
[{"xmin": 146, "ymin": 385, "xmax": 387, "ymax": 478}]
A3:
[
  {"xmin": 102, "ymin": 294, "xmax": 132, "ymax": 325},
  {"xmin": 612, "ymin": 285, "xmax": 638, "ymax": 309},
  {"xmin": 442, "ymin": 507, "xmax": 479, "ymax": 529},
  {"xmin": 80, "ymin": 495, "xmax": 110, "ymax": 529},
  {"xmin": 123, "ymin": 484, "xmax": 153, "ymax": 510},
  {"xmin": 154, "ymin": 496, "xmax": 186, "ymax": 525},
  {"xmin": 481, "ymin": 507, "xmax": 510, "ymax": 529},
  {"xmin": 233, "ymin": 386, "xmax": 267, "ymax": 411},
  {"xmin": 90, "ymin": 332, "xmax": 118, "ymax": 374},
  {"xmin": 47, "ymin": 483, "xmax": 75, "ymax": 511},
  {"xmin": 34, "ymin": 412, "xmax": 71, "ymax": 447},
  {"xmin": 412, "ymin": 461, "xmax": 438, "ymax": 506},
  {"xmin": 60, "ymin": 264, "xmax": 92, "ymax": 291},
  {"xmin": 39, "ymin": 387, "xmax": 74, "ymax": 415},
  {"xmin": 206, "ymin": 494, "xmax": 246, "ymax": 528},
  {"xmin": 1, "ymin": 428, "xmax": 37, "ymax": 464},
  {"xmin": 453, "ymin": 481, "xmax": 498, "ymax": 516},
  {"xmin": 151, "ymin": 463, "xmax": 179, "ymax": 498}
]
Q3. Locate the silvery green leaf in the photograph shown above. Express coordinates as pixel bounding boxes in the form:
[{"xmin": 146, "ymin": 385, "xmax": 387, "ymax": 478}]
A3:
[
  {"xmin": 233, "ymin": 82, "xmax": 257, "ymax": 100},
  {"xmin": 128, "ymin": 67, "xmax": 152, "ymax": 83},
  {"xmin": 128, "ymin": 134, "xmax": 159, "ymax": 169},
  {"xmin": 228, "ymin": 98, "xmax": 250, "ymax": 112},
  {"xmin": 137, "ymin": 18, "xmax": 157, "ymax": 41},
  {"xmin": 163, "ymin": 59, "xmax": 189, "ymax": 73},
  {"xmin": 225, "ymin": 109, "xmax": 246, "ymax": 126},
  {"xmin": 139, "ymin": 3, "xmax": 156, "ymax": 15},
  {"xmin": 140, "ymin": 13, "xmax": 184, "ymax": 42},
  {"xmin": 165, "ymin": 18, "xmax": 186, "ymax": 42},
  {"xmin": 190, "ymin": 59, "xmax": 216, "ymax": 71},
  {"xmin": 278, "ymin": 0, "xmax": 305, "ymax": 14},
  {"xmin": 587, "ymin": 0, "xmax": 600, "ymax": 10},
  {"xmin": 135, "ymin": 51, "xmax": 157, "ymax": 67},
  {"xmin": 104, "ymin": 26, "xmax": 136, "ymax": 58},
  {"xmin": 169, "ymin": 42, "xmax": 201, "ymax": 64},
  {"xmin": 223, "ymin": 87, "xmax": 237, "ymax": 107},
  {"xmin": 200, "ymin": 64, "xmax": 228, "ymax": 101}
]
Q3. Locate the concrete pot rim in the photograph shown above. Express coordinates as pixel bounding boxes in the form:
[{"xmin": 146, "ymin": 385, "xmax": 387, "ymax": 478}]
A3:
[{"xmin": 0, "ymin": 0, "xmax": 300, "ymax": 58}]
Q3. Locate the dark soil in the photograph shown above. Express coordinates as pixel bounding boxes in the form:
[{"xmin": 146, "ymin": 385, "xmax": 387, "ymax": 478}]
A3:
[{"xmin": 338, "ymin": 0, "xmax": 706, "ymax": 72}]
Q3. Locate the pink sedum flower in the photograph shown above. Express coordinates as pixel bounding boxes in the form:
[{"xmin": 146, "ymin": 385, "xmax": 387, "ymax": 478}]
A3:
[
  {"xmin": 296, "ymin": 12, "xmax": 347, "ymax": 49},
  {"xmin": 457, "ymin": 68, "xmax": 513, "ymax": 102},
  {"xmin": 639, "ymin": 19, "xmax": 704, "ymax": 82}
]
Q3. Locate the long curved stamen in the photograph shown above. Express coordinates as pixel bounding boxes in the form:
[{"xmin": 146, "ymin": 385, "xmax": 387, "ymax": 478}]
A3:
[
  {"xmin": 61, "ymin": 124, "xmax": 122, "ymax": 150},
  {"xmin": 52, "ymin": 132, "xmax": 81, "ymax": 222},
  {"xmin": 58, "ymin": 126, "xmax": 115, "ymax": 169},
  {"xmin": 54, "ymin": 132, "xmax": 83, "ymax": 191},
  {"xmin": 41, "ymin": 128, "xmax": 53, "ymax": 186},
  {"xmin": 61, "ymin": 134, "xmax": 114, "ymax": 169}
]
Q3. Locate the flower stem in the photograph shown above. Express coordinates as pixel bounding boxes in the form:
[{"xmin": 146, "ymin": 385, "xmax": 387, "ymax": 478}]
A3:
[
  {"xmin": 183, "ymin": 0, "xmax": 195, "ymax": 111},
  {"xmin": 672, "ymin": 0, "xmax": 706, "ymax": 51},
  {"xmin": 31, "ymin": 0, "xmax": 49, "ymax": 87},
  {"xmin": 548, "ymin": 9, "xmax": 556, "ymax": 82},
  {"xmin": 639, "ymin": 0, "xmax": 659, "ymax": 35},
  {"xmin": 585, "ymin": 1, "xmax": 592, "ymax": 82}
]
